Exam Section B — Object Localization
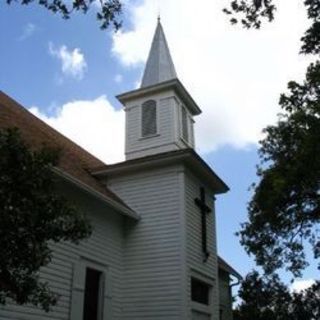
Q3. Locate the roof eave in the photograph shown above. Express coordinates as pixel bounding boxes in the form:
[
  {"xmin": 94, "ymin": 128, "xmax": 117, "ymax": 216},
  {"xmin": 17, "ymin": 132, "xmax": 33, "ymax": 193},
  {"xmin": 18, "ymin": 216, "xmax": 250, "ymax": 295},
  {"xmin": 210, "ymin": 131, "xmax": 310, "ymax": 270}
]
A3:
[
  {"xmin": 116, "ymin": 79, "xmax": 202, "ymax": 116},
  {"xmin": 92, "ymin": 149, "xmax": 228, "ymax": 195},
  {"xmin": 52, "ymin": 167, "xmax": 140, "ymax": 220},
  {"xmin": 218, "ymin": 256, "xmax": 242, "ymax": 280},
  {"xmin": 185, "ymin": 151, "xmax": 229, "ymax": 194}
]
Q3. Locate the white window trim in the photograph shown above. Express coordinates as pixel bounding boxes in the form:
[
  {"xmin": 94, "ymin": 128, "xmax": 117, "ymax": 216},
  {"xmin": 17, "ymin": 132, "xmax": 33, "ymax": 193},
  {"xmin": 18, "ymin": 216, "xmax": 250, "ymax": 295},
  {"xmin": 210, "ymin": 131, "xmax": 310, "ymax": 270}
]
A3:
[
  {"xmin": 190, "ymin": 269, "xmax": 215, "ymax": 316},
  {"xmin": 70, "ymin": 258, "xmax": 112, "ymax": 320}
]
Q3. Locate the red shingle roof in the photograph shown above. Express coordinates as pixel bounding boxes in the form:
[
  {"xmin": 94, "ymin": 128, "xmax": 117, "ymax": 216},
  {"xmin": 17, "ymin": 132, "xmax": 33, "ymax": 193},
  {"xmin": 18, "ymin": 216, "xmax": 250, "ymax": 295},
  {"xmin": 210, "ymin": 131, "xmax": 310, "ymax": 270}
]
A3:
[{"xmin": 0, "ymin": 91, "xmax": 131, "ymax": 212}]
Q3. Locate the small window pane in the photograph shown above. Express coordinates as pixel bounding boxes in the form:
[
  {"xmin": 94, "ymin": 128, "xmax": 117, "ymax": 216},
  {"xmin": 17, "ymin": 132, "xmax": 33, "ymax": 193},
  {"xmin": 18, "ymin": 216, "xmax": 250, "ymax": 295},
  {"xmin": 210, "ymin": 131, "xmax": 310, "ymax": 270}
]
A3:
[
  {"xmin": 83, "ymin": 268, "xmax": 102, "ymax": 320},
  {"xmin": 142, "ymin": 100, "xmax": 157, "ymax": 137},
  {"xmin": 181, "ymin": 107, "xmax": 189, "ymax": 142},
  {"xmin": 191, "ymin": 277, "xmax": 210, "ymax": 305}
]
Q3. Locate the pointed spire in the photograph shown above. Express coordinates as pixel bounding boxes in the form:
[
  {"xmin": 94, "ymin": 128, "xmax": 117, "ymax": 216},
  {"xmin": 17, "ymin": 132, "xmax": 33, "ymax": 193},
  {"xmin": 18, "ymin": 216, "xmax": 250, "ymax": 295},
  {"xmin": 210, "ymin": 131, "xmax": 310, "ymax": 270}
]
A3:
[{"xmin": 141, "ymin": 19, "xmax": 177, "ymax": 88}]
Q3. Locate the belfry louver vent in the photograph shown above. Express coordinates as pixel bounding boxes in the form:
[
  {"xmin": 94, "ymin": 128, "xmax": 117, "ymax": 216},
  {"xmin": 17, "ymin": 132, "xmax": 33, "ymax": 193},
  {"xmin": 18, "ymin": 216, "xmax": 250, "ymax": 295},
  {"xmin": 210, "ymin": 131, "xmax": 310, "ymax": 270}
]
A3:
[{"xmin": 141, "ymin": 100, "xmax": 157, "ymax": 137}]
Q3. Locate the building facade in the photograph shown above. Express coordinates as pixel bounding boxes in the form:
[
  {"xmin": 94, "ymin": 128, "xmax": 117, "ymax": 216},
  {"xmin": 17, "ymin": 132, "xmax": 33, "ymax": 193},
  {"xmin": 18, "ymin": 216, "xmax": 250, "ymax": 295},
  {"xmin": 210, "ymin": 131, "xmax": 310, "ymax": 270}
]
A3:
[{"xmin": 0, "ymin": 19, "xmax": 241, "ymax": 320}]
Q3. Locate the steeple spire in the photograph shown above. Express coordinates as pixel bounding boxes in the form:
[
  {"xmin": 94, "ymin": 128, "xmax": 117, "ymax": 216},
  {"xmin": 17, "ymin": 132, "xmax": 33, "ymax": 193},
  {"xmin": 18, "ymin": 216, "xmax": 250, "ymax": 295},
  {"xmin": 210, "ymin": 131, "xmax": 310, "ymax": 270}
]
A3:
[{"xmin": 141, "ymin": 19, "xmax": 177, "ymax": 88}]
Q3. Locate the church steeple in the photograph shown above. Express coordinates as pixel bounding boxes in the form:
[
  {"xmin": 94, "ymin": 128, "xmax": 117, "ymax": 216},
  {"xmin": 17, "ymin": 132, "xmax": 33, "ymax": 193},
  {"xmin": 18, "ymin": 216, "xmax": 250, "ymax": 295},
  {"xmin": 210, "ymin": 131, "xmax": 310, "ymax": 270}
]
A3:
[
  {"xmin": 141, "ymin": 19, "xmax": 177, "ymax": 88},
  {"xmin": 117, "ymin": 19, "xmax": 202, "ymax": 160}
]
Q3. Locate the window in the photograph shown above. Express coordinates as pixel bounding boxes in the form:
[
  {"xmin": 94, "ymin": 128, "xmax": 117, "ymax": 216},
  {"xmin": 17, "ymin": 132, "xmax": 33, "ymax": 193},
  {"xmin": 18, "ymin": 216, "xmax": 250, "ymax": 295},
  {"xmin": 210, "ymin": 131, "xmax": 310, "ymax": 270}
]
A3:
[
  {"xmin": 83, "ymin": 268, "xmax": 103, "ymax": 320},
  {"xmin": 70, "ymin": 261, "xmax": 111, "ymax": 320},
  {"xmin": 141, "ymin": 100, "xmax": 157, "ymax": 137},
  {"xmin": 220, "ymin": 309, "xmax": 223, "ymax": 320},
  {"xmin": 191, "ymin": 277, "xmax": 210, "ymax": 305},
  {"xmin": 181, "ymin": 106, "xmax": 189, "ymax": 142}
]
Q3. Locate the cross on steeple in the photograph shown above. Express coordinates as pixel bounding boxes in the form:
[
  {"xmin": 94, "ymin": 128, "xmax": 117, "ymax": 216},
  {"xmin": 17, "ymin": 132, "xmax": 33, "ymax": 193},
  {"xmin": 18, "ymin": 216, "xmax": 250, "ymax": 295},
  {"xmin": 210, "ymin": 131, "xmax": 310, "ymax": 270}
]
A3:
[{"xmin": 194, "ymin": 187, "xmax": 211, "ymax": 262}]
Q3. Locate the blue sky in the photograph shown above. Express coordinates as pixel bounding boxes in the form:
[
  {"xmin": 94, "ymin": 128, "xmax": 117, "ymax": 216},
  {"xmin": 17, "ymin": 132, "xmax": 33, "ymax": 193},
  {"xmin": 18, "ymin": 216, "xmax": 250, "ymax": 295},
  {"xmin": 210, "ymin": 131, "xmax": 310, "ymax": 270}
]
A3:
[{"xmin": 1, "ymin": 0, "xmax": 317, "ymax": 292}]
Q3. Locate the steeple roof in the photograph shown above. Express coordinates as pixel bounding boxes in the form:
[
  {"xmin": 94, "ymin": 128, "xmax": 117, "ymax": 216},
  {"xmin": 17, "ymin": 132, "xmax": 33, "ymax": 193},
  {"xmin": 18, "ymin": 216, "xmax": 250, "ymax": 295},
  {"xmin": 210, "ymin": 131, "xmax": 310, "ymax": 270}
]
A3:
[{"xmin": 141, "ymin": 19, "xmax": 177, "ymax": 88}]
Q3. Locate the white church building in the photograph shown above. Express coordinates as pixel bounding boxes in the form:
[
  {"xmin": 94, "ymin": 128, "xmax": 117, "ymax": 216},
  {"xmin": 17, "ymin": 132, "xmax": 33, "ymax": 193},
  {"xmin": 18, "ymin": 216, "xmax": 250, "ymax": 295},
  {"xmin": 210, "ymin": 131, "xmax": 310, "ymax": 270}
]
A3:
[{"xmin": 0, "ymin": 20, "xmax": 241, "ymax": 320}]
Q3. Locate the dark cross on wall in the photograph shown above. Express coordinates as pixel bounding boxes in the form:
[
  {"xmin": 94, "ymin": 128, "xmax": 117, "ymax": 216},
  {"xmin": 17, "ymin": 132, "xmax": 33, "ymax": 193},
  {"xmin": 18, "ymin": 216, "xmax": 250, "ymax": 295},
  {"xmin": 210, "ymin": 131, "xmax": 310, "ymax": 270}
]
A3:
[{"xmin": 194, "ymin": 187, "xmax": 211, "ymax": 262}]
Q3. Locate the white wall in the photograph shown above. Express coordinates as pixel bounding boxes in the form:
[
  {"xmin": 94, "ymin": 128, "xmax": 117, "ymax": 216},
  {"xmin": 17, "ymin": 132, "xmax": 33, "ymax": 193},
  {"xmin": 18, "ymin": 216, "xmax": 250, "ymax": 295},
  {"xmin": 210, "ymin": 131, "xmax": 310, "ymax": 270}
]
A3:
[
  {"xmin": 106, "ymin": 162, "xmax": 220, "ymax": 320},
  {"xmin": 218, "ymin": 270, "xmax": 233, "ymax": 320},
  {"xmin": 184, "ymin": 169, "xmax": 219, "ymax": 320},
  {"xmin": 107, "ymin": 165, "xmax": 185, "ymax": 320},
  {"xmin": 0, "ymin": 181, "xmax": 125, "ymax": 320},
  {"xmin": 124, "ymin": 90, "xmax": 194, "ymax": 160}
]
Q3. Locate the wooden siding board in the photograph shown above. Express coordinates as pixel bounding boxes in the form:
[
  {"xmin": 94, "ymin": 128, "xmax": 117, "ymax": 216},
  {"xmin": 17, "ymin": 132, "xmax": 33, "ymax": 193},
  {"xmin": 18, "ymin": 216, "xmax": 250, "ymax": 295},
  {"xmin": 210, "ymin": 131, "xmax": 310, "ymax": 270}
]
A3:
[
  {"xmin": 184, "ymin": 170, "xmax": 220, "ymax": 320},
  {"xmin": 108, "ymin": 167, "xmax": 184, "ymax": 320},
  {"xmin": 125, "ymin": 93, "xmax": 183, "ymax": 160},
  {"xmin": 0, "ymin": 186, "xmax": 125, "ymax": 320},
  {"xmin": 218, "ymin": 272, "xmax": 233, "ymax": 320}
]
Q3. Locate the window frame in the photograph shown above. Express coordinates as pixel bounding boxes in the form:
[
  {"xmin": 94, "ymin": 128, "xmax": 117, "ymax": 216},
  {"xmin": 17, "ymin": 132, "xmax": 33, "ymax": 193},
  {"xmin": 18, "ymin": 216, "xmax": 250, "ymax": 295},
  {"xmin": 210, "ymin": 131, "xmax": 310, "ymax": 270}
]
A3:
[
  {"xmin": 83, "ymin": 267, "xmax": 104, "ymax": 320},
  {"xmin": 191, "ymin": 277, "xmax": 211, "ymax": 306},
  {"xmin": 190, "ymin": 270, "xmax": 214, "ymax": 317},
  {"xmin": 70, "ymin": 258, "xmax": 111, "ymax": 320}
]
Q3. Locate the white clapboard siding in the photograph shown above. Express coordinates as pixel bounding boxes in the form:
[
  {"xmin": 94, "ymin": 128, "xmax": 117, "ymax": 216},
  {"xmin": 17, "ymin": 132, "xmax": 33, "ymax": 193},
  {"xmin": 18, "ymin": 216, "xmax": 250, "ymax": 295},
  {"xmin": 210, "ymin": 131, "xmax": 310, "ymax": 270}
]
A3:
[
  {"xmin": 184, "ymin": 170, "xmax": 220, "ymax": 320},
  {"xmin": 125, "ymin": 93, "xmax": 179, "ymax": 160},
  {"xmin": 218, "ymin": 271, "xmax": 233, "ymax": 320},
  {"xmin": 107, "ymin": 166, "xmax": 185, "ymax": 320},
  {"xmin": 0, "ymin": 182, "xmax": 125, "ymax": 320}
]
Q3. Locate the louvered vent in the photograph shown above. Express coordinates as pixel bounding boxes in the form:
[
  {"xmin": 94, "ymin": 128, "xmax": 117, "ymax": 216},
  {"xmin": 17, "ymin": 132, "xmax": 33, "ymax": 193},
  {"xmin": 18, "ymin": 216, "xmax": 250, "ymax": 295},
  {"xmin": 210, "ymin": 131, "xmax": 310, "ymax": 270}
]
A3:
[
  {"xmin": 181, "ymin": 106, "xmax": 189, "ymax": 142},
  {"xmin": 142, "ymin": 100, "xmax": 157, "ymax": 137}
]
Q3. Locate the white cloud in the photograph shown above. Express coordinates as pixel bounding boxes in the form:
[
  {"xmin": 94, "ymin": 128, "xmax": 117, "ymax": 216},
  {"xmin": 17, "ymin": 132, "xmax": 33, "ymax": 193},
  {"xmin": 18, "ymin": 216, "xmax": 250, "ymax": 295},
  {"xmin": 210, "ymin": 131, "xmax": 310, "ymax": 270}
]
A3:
[
  {"xmin": 29, "ymin": 96, "xmax": 125, "ymax": 164},
  {"xmin": 114, "ymin": 74, "xmax": 123, "ymax": 83},
  {"xmin": 18, "ymin": 23, "xmax": 36, "ymax": 41},
  {"xmin": 49, "ymin": 43, "xmax": 87, "ymax": 80},
  {"xmin": 290, "ymin": 279, "xmax": 315, "ymax": 293},
  {"xmin": 112, "ymin": 0, "xmax": 312, "ymax": 154}
]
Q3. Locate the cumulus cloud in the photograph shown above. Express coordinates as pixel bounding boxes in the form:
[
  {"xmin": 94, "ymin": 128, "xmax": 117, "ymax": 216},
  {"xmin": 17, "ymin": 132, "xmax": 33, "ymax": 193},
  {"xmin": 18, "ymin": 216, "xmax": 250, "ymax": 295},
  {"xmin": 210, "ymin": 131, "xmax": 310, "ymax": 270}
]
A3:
[
  {"xmin": 29, "ymin": 96, "xmax": 125, "ymax": 164},
  {"xmin": 18, "ymin": 23, "xmax": 36, "ymax": 41},
  {"xmin": 49, "ymin": 42, "xmax": 87, "ymax": 80},
  {"xmin": 290, "ymin": 279, "xmax": 315, "ymax": 293},
  {"xmin": 112, "ymin": 0, "xmax": 312, "ymax": 154}
]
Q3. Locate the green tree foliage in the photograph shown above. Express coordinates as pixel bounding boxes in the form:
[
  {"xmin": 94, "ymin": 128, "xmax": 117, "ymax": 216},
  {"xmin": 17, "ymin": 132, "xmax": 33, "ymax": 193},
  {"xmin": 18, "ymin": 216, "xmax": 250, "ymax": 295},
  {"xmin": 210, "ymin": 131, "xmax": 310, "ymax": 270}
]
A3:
[
  {"xmin": 223, "ymin": 0, "xmax": 320, "ymax": 55},
  {"xmin": 239, "ymin": 62, "xmax": 320, "ymax": 276},
  {"xmin": 233, "ymin": 271, "xmax": 291, "ymax": 320},
  {"xmin": 224, "ymin": 0, "xmax": 320, "ymax": 276},
  {"xmin": 0, "ymin": 128, "xmax": 92, "ymax": 311},
  {"xmin": 234, "ymin": 271, "xmax": 320, "ymax": 320},
  {"xmin": 6, "ymin": 0, "xmax": 122, "ymax": 29}
]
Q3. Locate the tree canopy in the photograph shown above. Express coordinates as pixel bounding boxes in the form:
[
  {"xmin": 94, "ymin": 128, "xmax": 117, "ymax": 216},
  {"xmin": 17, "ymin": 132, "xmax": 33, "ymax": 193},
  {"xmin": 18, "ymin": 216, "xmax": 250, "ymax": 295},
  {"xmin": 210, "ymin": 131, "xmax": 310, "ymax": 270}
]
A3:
[
  {"xmin": 234, "ymin": 271, "xmax": 320, "ymax": 320},
  {"xmin": 6, "ymin": 0, "xmax": 122, "ymax": 29},
  {"xmin": 224, "ymin": 0, "xmax": 320, "ymax": 55},
  {"xmin": 224, "ymin": 0, "xmax": 320, "ymax": 277},
  {"xmin": 239, "ymin": 62, "xmax": 320, "ymax": 276},
  {"xmin": 0, "ymin": 128, "xmax": 92, "ymax": 311}
]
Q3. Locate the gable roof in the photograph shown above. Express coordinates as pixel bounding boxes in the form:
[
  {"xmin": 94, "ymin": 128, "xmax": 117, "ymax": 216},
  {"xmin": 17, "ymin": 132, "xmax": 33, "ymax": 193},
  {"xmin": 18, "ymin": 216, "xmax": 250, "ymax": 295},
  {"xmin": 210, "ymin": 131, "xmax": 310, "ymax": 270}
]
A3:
[{"xmin": 0, "ymin": 91, "xmax": 136, "ymax": 218}]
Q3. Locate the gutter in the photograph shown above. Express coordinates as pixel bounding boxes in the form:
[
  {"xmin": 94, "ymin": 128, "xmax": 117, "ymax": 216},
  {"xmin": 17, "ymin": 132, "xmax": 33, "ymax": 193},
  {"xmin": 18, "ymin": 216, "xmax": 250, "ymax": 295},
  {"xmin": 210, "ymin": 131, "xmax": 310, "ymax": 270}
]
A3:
[
  {"xmin": 230, "ymin": 277, "xmax": 241, "ymax": 288},
  {"xmin": 51, "ymin": 167, "xmax": 140, "ymax": 220}
]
